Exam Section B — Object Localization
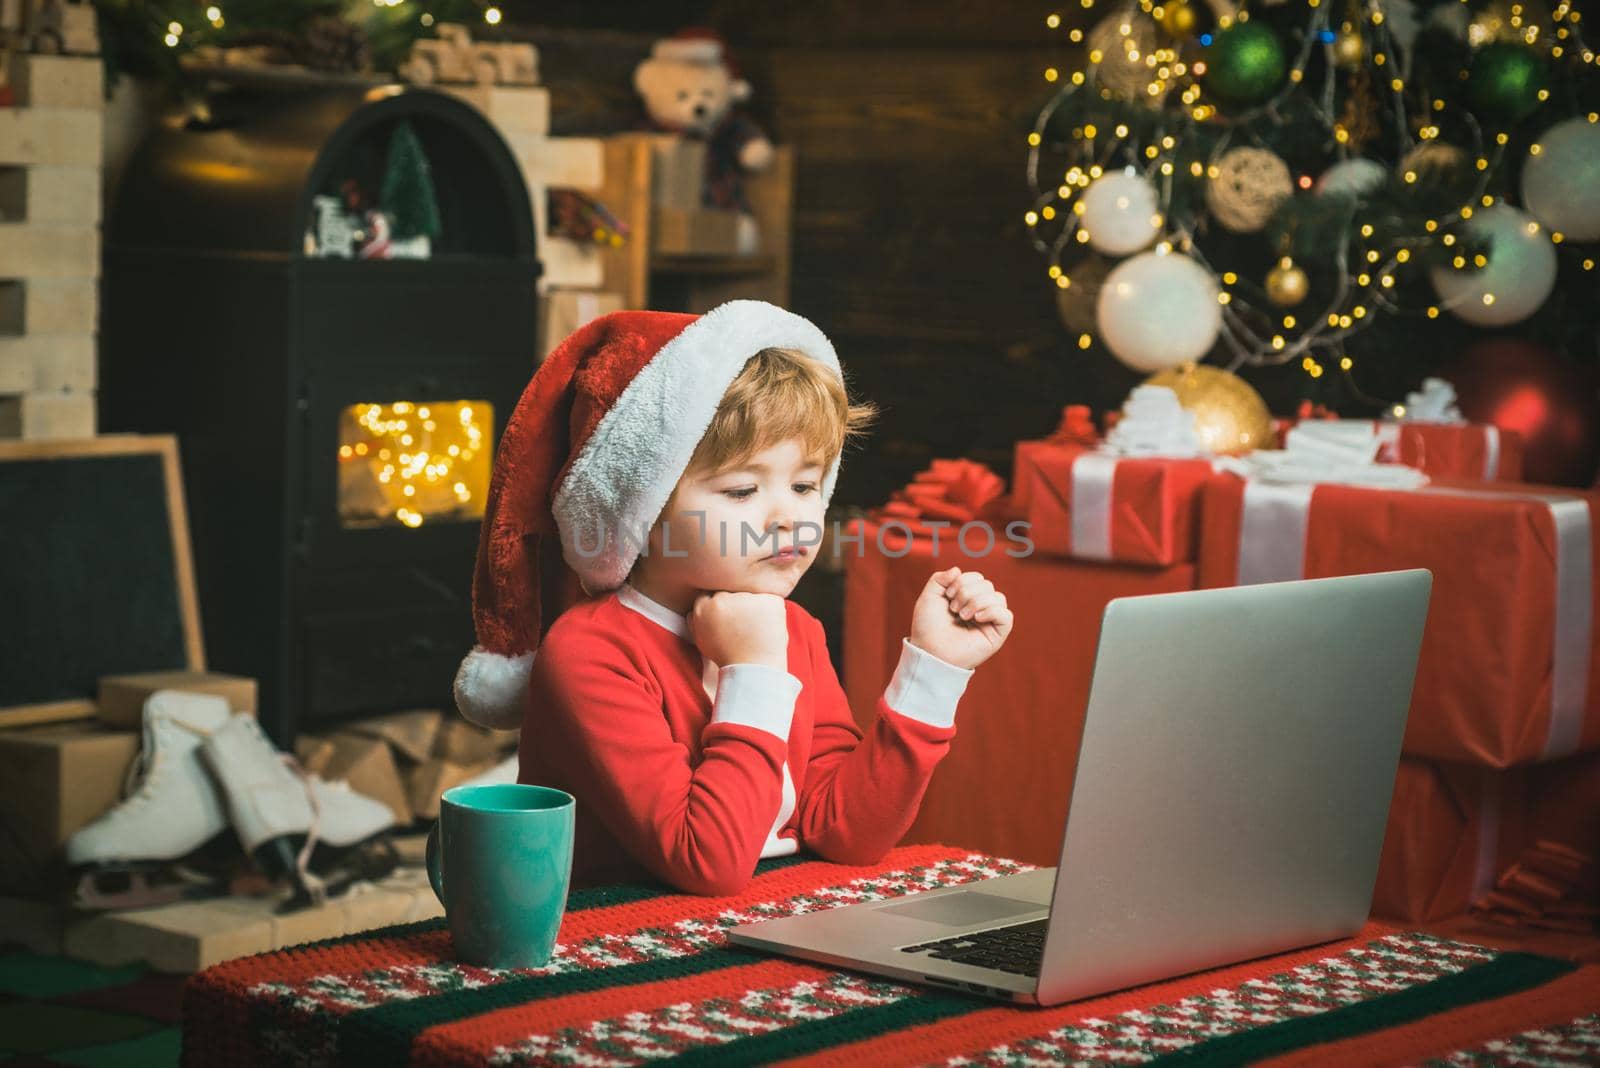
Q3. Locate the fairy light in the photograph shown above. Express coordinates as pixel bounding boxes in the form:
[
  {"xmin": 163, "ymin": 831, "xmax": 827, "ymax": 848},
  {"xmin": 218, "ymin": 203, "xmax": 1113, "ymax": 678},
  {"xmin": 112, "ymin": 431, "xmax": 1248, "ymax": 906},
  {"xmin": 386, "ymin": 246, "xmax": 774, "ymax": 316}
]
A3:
[
  {"xmin": 1023, "ymin": 0, "xmax": 1588, "ymax": 382},
  {"xmin": 484, "ymin": 6, "xmax": 503, "ymax": 24},
  {"xmin": 340, "ymin": 401, "xmax": 491, "ymax": 527},
  {"xmin": 1047, "ymin": 12, "xmax": 1061, "ymax": 27},
  {"xmin": 1078, "ymin": 333, "xmax": 1093, "ymax": 349}
]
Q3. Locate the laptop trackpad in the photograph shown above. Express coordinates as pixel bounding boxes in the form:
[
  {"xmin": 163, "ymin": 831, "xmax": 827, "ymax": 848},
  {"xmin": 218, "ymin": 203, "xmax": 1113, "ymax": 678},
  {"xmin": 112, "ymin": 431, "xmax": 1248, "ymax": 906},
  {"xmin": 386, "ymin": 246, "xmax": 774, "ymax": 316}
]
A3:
[{"xmin": 877, "ymin": 891, "xmax": 1040, "ymax": 927}]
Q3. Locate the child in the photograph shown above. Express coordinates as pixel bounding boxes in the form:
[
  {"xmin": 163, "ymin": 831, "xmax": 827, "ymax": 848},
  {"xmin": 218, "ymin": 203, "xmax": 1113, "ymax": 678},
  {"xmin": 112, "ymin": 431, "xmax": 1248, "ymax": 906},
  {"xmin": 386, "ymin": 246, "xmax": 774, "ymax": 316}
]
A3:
[{"xmin": 454, "ymin": 300, "xmax": 1014, "ymax": 895}]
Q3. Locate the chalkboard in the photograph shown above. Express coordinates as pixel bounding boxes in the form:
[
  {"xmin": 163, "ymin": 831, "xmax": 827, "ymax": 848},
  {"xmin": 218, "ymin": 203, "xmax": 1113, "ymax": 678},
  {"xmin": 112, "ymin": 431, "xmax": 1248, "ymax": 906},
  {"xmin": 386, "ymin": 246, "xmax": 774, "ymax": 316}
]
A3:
[{"xmin": 0, "ymin": 436, "xmax": 203, "ymax": 727}]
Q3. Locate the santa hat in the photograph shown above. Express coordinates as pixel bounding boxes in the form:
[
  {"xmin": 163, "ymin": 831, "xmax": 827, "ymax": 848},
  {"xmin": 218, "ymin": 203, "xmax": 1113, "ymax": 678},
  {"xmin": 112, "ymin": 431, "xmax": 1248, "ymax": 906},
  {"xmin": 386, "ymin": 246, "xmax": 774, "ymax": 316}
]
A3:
[{"xmin": 453, "ymin": 299, "xmax": 844, "ymax": 729}]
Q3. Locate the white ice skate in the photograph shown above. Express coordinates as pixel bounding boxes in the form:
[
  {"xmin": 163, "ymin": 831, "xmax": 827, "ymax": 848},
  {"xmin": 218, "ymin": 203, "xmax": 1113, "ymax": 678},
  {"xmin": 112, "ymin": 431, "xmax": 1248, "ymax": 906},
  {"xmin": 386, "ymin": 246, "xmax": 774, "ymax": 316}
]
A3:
[
  {"xmin": 65, "ymin": 690, "xmax": 234, "ymax": 909},
  {"xmin": 200, "ymin": 712, "xmax": 398, "ymax": 911}
]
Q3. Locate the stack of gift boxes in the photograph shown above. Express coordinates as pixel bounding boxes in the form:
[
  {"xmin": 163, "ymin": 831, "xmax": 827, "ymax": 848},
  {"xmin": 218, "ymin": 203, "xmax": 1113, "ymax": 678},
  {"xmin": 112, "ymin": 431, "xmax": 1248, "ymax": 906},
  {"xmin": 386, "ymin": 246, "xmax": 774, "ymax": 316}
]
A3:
[{"xmin": 844, "ymin": 405, "xmax": 1598, "ymax": 925}]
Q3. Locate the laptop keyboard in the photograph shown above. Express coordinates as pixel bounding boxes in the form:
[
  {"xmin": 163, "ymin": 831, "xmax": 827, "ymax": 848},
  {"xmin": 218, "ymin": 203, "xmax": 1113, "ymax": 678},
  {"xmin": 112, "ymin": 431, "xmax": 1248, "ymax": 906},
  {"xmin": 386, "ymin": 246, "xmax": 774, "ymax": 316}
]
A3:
[{"xmin": 899, "ymin": 918, "xmax": 1047, "ymax": 976}]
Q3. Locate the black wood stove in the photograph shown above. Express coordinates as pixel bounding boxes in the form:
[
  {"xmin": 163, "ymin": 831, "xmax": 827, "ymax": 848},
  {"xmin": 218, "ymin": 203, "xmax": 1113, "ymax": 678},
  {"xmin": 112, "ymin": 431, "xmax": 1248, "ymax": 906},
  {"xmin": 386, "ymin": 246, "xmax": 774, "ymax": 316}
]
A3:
[{"xmin": 102, "ymin": 85, "xmax": 540, "ymax": 743}]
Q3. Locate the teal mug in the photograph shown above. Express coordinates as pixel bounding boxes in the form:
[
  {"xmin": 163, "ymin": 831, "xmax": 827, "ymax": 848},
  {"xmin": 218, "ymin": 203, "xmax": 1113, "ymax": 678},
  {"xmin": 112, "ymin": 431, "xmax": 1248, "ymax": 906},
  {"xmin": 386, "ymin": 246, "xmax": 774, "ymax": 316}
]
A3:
[{"xmin": 426, "ymin": 783, "xmax": 575, "ymax": 969}]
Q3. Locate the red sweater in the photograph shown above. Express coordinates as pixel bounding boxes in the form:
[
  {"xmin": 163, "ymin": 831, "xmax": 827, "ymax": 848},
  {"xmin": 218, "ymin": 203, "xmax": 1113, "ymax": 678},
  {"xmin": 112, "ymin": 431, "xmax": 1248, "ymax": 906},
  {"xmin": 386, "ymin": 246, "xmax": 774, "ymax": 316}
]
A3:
[{"xmin": 518, "ymin": 584, "xmax": 973, "ymax": 895}]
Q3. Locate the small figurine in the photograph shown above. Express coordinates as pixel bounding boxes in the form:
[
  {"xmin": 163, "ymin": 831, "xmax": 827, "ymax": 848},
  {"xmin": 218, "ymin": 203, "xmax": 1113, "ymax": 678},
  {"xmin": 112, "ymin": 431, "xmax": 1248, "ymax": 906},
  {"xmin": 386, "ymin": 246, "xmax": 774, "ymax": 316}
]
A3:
[
  {"xmin": 633, "ymin": 28, "xmax": 774, "ymax": 254},
  {"xmin": 399, "ymin": 23, "xmax": 538, "ymax": 87}
]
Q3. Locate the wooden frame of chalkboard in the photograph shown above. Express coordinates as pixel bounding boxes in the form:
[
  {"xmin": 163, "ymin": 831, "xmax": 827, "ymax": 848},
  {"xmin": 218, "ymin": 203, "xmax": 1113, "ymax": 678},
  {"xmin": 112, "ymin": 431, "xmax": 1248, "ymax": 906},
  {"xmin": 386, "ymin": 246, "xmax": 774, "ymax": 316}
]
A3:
[{"xmin": 0, "ymin": 435, "xmax": 204, "ymax": 729}]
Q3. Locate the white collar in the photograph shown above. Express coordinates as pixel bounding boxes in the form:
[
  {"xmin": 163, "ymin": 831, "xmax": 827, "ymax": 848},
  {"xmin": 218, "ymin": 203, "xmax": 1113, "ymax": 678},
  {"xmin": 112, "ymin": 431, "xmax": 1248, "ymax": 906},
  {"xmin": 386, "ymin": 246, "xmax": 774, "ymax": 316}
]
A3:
[{"xmin": 616, "ymin": 583, "xmax": 691, "ymax": 641}]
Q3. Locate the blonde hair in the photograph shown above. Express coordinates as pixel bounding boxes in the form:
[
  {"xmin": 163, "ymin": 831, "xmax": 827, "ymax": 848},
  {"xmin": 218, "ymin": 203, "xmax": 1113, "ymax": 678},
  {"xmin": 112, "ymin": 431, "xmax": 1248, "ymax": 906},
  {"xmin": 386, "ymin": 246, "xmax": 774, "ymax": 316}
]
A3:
[{"xmin": 685, "ymin": 347, "xmax": 878, "ymax": 480}]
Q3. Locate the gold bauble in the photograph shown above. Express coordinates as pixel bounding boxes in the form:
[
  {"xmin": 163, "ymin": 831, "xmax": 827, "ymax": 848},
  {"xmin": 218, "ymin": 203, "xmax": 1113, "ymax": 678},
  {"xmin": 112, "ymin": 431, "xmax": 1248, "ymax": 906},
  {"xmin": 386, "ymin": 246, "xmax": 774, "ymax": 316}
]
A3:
[
  {"xmin": 1087, "ymin": 13, "xmax": 1162, "ymax": 104},
  {"xmin": 1053, "ymin": 253, "xmax": 1115, "ymax": 336},
  {"xmin": 1205, "ymin": 146, "xmax": 1293, "ymax": 233},
  {"xmin": 1332, "ymin": 29, "xmax": 1365, "ymax": 68},
  {"xmin": 1160, "ymin": 0, "xmax": 1196, "ymax": 37},
  {"xmin": 1143, "ymin": 364, "xmax": 1275, "ymax": 455},
  {"xmin": 1265, "ymin": 258, "xmax": 1309, "ymax": 306}
]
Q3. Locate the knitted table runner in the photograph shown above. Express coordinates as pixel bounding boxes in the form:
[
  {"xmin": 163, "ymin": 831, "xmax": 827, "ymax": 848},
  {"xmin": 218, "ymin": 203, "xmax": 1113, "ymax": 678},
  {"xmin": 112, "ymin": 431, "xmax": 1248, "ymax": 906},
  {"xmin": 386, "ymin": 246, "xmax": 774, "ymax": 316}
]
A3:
[{"xmin": 181, "ymin": 845, "xmax": 1600, "ymax": 1066}]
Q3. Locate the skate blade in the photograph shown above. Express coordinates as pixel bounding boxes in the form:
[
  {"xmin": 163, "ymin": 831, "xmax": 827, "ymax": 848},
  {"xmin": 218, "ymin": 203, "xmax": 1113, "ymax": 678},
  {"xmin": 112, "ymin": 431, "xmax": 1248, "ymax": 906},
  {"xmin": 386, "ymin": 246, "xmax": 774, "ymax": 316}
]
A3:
[
  {"xmin": 72, "ymin": 867, "xmax": 224, "ymax": 911},
  {"xmin": 275, "ymin": 837, "xmax": 400, "ymax": 915}
]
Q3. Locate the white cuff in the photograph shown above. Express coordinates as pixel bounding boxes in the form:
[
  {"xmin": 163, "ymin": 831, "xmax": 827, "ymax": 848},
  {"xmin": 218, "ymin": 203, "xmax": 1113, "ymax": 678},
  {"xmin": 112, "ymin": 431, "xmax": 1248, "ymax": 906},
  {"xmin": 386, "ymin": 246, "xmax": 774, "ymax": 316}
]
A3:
[
  {"xmin": 711, "ymin": 663, "xmax": 803, "ymax": 742},
  {"xmin": 883, "ymin": 638, "xmax": 972, "ymax": 730}
]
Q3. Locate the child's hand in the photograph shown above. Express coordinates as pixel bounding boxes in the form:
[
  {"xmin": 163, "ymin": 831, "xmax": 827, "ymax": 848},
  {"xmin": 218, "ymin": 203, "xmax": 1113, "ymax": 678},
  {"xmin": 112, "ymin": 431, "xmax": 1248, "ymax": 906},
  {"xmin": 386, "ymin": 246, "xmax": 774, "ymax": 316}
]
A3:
[
  {"xmin": 909, "ymin": 567, "xmax": 1013, "ymax": 670},
  {"xmin": 688, "ymin": 591, "xmax": 789, "ymax": 670}
]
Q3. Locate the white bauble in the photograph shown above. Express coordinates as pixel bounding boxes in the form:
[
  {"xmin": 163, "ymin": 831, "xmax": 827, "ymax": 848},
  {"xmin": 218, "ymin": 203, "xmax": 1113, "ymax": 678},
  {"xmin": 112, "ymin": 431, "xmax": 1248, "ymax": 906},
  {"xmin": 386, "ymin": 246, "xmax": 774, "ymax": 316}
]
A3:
[
  {"xmin": 1096, "ymin": 251, "xmax": 1222, "ymax": 372},
  {"xmin": 1314, "ymin": 158, "xmax": 1388, "ymax": 200},
  {"xmin": 1522, "ymin": 117, "xmax": 1600, "ymax": 242},
  {"xmin": 1429, "ymin": 205, "xmax": 1557, "ymax": 327},
  {"xmin": 1079, "ymin": 168, "xmax": 1161, "ymax": 256}
]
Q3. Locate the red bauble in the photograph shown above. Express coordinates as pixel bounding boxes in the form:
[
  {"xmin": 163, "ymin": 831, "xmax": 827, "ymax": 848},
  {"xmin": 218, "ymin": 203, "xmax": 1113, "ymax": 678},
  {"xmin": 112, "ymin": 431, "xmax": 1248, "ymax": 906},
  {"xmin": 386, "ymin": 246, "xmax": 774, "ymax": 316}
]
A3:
[{"xmin": 1444, "ymin": 339, "xmax": 1600, "ymax": 487}]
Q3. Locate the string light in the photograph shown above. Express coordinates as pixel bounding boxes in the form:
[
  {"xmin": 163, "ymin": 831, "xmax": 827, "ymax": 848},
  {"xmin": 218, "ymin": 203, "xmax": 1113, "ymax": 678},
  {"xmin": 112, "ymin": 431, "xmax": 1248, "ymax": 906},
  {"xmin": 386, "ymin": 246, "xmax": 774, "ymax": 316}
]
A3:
[
  {"xmin": 1021, "ymin": 0, "xmax": 1592, "ymax": 375},
  {"xmin": 340, "ymin": 401, "xmax": 491, "ymax": 528}
]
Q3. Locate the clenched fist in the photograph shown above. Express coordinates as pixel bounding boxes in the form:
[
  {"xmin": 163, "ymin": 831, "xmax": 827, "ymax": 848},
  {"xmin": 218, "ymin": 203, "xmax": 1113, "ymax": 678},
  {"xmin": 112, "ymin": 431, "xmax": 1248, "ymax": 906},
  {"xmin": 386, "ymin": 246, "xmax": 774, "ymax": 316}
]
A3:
[
  {"xmin": 687, "ymin": 590, "xmax": 789, "ymax": 670},
  {"xmin": 908, "ymin": 567, "xmax": 1014, "ymax": 671}
]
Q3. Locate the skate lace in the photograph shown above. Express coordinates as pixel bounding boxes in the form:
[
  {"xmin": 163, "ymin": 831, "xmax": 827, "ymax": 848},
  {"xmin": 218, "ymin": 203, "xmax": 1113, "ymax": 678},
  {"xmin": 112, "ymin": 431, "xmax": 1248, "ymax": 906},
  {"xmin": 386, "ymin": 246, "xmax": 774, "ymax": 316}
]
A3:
[
  {"xmin": 235, "ymin": 715, "xmax": 331, "ymax": 908},
  {"xmin": 119, "ymin": 715, "xmax": 217, "ymax": 808}
]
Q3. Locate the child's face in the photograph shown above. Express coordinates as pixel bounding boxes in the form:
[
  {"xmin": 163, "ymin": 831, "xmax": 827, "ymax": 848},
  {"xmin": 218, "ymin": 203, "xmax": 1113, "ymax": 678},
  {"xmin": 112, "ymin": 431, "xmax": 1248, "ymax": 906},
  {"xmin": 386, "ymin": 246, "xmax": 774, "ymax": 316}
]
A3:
[{"xmin": 636, "ymin": 436, "xmax": 827, "ymax": 602}]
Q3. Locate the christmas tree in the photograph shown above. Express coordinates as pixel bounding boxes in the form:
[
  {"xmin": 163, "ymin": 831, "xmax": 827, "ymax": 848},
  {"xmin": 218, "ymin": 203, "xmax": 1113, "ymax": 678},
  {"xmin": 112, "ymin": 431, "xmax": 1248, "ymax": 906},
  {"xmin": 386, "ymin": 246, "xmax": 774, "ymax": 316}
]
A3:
[
  {"xmin": 380, "ymin": 119, "xmax": 443, "ymax": 242},
  {"xmin": 1029, "ymin": 0, "xmax": 1600, "ymax": 483}
]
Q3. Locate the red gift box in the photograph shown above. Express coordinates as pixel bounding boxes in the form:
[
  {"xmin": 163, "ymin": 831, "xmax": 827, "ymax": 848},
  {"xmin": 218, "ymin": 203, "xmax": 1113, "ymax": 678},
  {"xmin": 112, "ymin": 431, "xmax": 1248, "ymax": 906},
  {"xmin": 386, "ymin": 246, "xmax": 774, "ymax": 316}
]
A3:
[
  {"xmin": 1199, "ymin": 473, "xmax": 1600, "ymax": 767},
  {"xmin": 1013, "ymin": 442, "xmax": 1213, "ymax": 567},
  {"xmin": 1380, "ymin": 423, "xmax": 1526, "ymax": 483},
  {"xmin": 846, "ymin": 469, "xmax": 1195, "ymax": 865},
  {"xmin": 1373, "ymin": 752, "xmax": 1600, "ymax": 923},
  {"xmin": 1011, "ymin": 405, "xmax": 1100, "ymax": 516},
  {"xmin": 1273, "ymin": 413, "xmax": 1525, "ymax": 483}
]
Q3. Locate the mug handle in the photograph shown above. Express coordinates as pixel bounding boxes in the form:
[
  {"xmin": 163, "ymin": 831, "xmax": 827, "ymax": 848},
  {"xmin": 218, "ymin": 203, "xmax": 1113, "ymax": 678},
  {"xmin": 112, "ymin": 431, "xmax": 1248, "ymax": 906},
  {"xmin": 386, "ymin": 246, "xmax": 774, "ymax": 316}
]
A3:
[{"xmin": 426, "ymin": 820, "xmax": 445, "ymax": 907}]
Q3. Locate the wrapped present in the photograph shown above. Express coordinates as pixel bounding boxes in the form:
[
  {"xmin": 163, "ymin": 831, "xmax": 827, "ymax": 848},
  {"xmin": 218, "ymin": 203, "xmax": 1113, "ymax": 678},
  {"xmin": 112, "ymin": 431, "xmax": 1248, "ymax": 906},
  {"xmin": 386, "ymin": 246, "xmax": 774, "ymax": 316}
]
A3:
[
  {"xmin": 1373, "ymin": 752, "xmax": 1600, "ymax": 923},
  {"xmin": 1014, "ymin": 443, "xmax": 1213, "ymax": 567},
  {"xmin": 843, "ymin": 515, "xmax": 1195, "ymax": 866},
  {"xmin": 1378, "ymin": 422, "xmax": 1526, "ymax": 483},
  {"xmin": 869, "ymin": 457, "xmax": 1012, "ymax": 540},
  {"xmin": 1011, "ymin": 405, "xmax": 1099, "ymax": 514},
  {"xmin": 1272, "ymin": 410, "xmax": 1524, "ymax": 484},
  {"xmin": 1199, "ymin": 473, "xmax": 1600, "ymax": 766}
]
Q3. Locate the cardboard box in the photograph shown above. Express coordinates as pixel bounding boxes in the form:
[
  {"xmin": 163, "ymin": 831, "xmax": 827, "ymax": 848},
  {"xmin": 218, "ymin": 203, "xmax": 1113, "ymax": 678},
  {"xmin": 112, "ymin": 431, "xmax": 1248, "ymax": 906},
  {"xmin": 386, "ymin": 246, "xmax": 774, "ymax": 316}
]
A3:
[
  {"xmin": 341, "ymin": 709, "xmax": 442, "ymax": 765},
  {"xmin": 0, "ymin": 723, "xmax": 140, "ymax": 894},
  {"xmin": 540, "ymin": 288, "xmax": 624, "ymax": 359},
  {"xmin": 298, "ymin": 732, "xmax": 413, "ymax": 826},
  {"xmin": 651, "ymin": 137, "xmax": 706, "ymax": 210},
  {"xmin": 58, "ymin": 866, "xmax": 443, "ymax": 972},
  {"xmin": 407, "ymin": 758, "xmax": 495, "ymax": 822},
  {"xmin": 442, "ymin": 85, "xmax": 551, "ymax": 137},
  {"xmin": 0, "ymin": 334, "xmax": 95, "ymax": 392},
  {"xmin": 433, "ymin": 717, "xmax": 518, "ymax": 765},
  {"xmin": 538, "ymin": 235, "xmax": 605, "ymax": 290},
  {"xmin": 0, "ymin": 223, "xmax": 99, "ymax": 278},
  {"xmin": 8, "ymin": 55, "xmax": 103, "ymax": 110},
  {"xmin": 0, "ymin": 166, "xmax": 101, "ymax": 224},
  {"xmin": 0, "ymin": 391, "xmax": 96, "ymax": 439},
  {"xmin": 97, "ymin": 671, "xmax": 257, "ymax": 730},
  {"xmin": 505, "ymin": 133, "xmax": 603, "ymax": 188},
  {"xmin": 651, "ymin": 207, "xmax": 742, "ymax": 256},
  {"xmin": 0, "ymin": 109, "xmax": 102, "ymax": 167},
  {"xmin": 0, "ymin": 279, "xmax": 97, "ymax": 335}
]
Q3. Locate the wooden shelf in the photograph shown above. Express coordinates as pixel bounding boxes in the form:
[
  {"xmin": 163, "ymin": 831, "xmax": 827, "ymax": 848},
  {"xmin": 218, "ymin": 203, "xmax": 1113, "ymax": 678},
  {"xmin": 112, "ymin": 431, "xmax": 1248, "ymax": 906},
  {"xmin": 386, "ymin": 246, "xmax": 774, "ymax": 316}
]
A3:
[
  {"xmin": 585, "ymin": 134, "xmax": 793, "ymax": 313},
  {"xmin": 649, "ymin": 253, "xmax": 779, "ymax": 276}
]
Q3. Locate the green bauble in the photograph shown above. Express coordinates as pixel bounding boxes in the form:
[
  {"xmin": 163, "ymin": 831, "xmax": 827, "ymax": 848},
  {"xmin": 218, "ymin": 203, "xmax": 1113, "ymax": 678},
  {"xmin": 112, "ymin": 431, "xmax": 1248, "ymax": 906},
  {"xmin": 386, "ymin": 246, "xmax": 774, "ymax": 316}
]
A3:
[
  {"xmin": 1466, "ymin": 42, "xmax": 1548, "ymax": 123},
  {"xmin": 1203, "ymin": 22, "xmax": 1287, "ymax": 107}
]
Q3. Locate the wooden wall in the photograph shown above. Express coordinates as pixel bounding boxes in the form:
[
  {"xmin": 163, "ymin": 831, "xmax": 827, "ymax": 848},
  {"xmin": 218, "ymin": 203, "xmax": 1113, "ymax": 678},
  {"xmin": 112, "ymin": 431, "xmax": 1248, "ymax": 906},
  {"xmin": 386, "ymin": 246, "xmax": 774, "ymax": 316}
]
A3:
[{"xmin": 506, "ymin": 2, "xmax": 1153, "ymax": 510}]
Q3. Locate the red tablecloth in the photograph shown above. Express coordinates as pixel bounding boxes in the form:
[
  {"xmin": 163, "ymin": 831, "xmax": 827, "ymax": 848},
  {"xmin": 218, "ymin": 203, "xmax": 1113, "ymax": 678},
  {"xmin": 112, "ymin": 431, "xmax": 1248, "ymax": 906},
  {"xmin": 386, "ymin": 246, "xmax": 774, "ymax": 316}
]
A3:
[{"xmin": 183, "ymin": 844, "xmax": 1600, "ymax": 1066}]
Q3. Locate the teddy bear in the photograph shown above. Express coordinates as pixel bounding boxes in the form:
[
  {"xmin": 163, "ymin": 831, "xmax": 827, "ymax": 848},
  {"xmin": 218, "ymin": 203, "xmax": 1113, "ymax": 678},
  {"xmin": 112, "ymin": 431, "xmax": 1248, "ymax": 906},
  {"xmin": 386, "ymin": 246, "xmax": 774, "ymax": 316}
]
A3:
[{"xmin": 633, "ymin": 28, "xmax": 774, "ymax": 254}]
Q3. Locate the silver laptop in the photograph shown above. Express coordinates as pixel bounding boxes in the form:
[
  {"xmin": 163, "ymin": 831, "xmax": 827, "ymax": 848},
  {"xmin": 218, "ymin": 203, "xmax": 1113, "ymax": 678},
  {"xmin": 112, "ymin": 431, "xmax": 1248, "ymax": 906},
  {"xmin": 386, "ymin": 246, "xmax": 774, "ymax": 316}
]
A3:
[{"xmin": 729, "ymin": 570, "xmax": 1432, "ymax": 1006}]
